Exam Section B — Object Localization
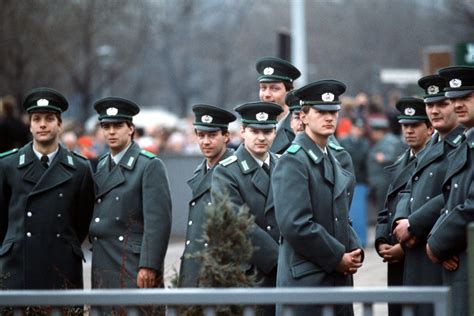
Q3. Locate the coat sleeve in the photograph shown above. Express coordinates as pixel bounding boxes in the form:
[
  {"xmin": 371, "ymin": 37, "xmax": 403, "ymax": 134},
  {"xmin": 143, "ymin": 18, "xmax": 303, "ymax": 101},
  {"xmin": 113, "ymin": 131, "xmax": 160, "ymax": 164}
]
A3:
[
  {"xmin": 375, "ymin": 207, "xmax": 390, "ymax": 250},
  {"xmin": 391, "ymin": 190, "xmax": 411, "ymax": 230},
  {"xmin": 0, "ymin": 159, "xmax": 10, "ymax": 244},
  {"xmin": 408, "ymin": 194, "xmax": 445, "ymax": 240},
  {"xmin": 428, "ymin": 179, "xmax": 474, "ymax": 260},
  {"xmin": 74, "ymin": 161, "xmax": 95, "ymax": 243},
  {"xmin": 273, "ymin": 154, "xmax": 345, "ymax": 273},
  {"xmin": 212, "ymin": 165, "xmax": 279, "ymax": 274},
  {"xmin": 139, "ymin": 158, "xmax": 172, "ymax": 270}
]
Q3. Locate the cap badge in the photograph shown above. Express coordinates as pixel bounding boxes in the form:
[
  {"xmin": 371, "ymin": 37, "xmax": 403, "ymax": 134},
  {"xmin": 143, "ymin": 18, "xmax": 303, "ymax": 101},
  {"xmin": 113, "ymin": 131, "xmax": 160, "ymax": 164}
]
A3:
[
  {"xmin": 449, "ymin": 78, "xmax": 462, "ymax": 88},
  {"xmin": 201, "ymin": 115, "xmax": 213, "ymax": 124},
  {"xmin": 263, "ymin": 67, "xmax": 274, "ymax": 75},
  {"xmin": 427, "ymin": 85, "xmax": 439, "ymax": 95},
  {"xmin": 106, "ymin": 107, "xmax": 119, "ymax": 116},
  {"xmin": 322, "ymin": 92, "xmax": 335, "ymax": 102},
  {"xmin": 404, "ymin": 107, "xmax": 416, "ymax": 116},
  {"xmin": 256, "ymin": 112, "xmax": 269, "ymax": 121},
  {"xmin": 37, "ymin": 99, "xmax": 49, "ymax": 106}
]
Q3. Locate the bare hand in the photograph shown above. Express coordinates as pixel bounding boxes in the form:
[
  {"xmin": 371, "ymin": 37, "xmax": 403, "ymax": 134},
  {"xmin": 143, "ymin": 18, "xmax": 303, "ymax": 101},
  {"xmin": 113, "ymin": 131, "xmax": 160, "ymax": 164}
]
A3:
[
  {"xmin": 393, "ymin": 219, "xmax": 411, "ymax": 243},
  {"xmin": 379, "ymin": 243, "xmax": 404, "ymax": 263},
  {"xmin": 425, "ymin": 244, "xmax": 440, "ymax": 264},
  {"xmin": 375, "ymin": 152, "xmax": 385, "ymax": 164},
  {"xmin": 137, "ymin": 268, "xmax": 157, "ymax": 288},
  {"xmin": 405, "ymin": 235, "xmax": 417, "ymax": 248},
  {"xmin": 335, "ymin": 249, "xmax": 363, "ymax": 275},
  {"xmin": 441, "ymin": 256, "xmax": 459, "ymax": 271}
]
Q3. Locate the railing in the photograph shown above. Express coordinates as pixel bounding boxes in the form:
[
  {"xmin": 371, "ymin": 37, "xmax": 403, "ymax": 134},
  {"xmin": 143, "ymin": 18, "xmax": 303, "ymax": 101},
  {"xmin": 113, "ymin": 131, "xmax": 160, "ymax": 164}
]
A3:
[{"xmin": 0, "ymin": 286, "xmax": 450, "ymax": 316}]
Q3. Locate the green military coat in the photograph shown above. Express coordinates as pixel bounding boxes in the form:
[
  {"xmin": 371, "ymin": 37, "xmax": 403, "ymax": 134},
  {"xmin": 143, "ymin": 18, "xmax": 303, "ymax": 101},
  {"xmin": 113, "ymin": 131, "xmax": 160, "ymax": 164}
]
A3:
[
  {"xmin": 270, "ymin": 113, "xmax": 294, "ymax": 154},
  {"xmin": 0, "ymin": 143, "xmax": 94, "ymax": 289},
  {"xmin": 212, "ymin": 145, "xmax": 280, "ymax": 283},
  {"xmin": 428, "ymin": 131, "xmax": 474, "ymax": 316},
  {"xmin": 178, "ymin": 148, "xmax": 234, "ymax": 287},
  {"xmin": 272, "ymin": 132, "xmax": 361, "ymax": 316},
  {"xmin": 89, "ymin": 142, "xmax": 172, "ymax": 289},
  {"xmin": 392, "ymin": 126, "xmax": 464, "ymax": 316},
  {"xmin": 375, "ymin": 149, "xmax": 418, "ymax": 316}
]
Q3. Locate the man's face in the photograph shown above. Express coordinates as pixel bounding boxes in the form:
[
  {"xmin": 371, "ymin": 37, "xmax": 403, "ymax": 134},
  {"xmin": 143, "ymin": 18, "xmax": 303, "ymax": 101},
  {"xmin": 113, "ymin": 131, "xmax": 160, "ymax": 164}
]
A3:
[
  {"xmin": 240, "ymin": 126, "xmax": 276, "ymax": 158},
  {"xmin": 290, "ymin": 111, "xmax": 304, "ymax": 133},
  {"xmin": 100, "ymin": 121, "xmax": 133, "ymax": 154},
  {"xmin": 29, "ymin": 112, "xmax": 62, "ymax": 146},
  {"xmin": 401, "ymin": 122, "xmax": 433, "ymax": 153},
  {"xmin": 195, "ymin": 129, "xmax": 229, "ymax": 160},
  {"xmin": 259, "ymin": 82, "xmax": 287, "ymax": 108},
  {"xmin": 426, "ymin": 100, "xmax": 458, "ymax": 133},
  {"xmin": 301, "ymin": 107, "xmax": 339, "ymax": 139},
  {"xmin": 451, "ymin": 92, "xmax": 474, "ymax": 128}
]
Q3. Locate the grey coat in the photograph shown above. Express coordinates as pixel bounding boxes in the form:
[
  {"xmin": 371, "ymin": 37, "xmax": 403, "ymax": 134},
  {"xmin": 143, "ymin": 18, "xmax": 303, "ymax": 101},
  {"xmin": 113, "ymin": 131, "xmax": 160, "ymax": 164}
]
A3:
[
  {"xmin": 392, "ymin": 126, "xmax": 464, "ymax": 316},
  {"xmin": 89, "ymin": 142, "xmax": 172, "ymax": 289},
  {"xmin": 212, "ymin": 145, "xmax": 280, "ymax": 282},
  {"xmin": 428, "ymin": 130, "xmax": 474, "ymax": 316},
  {"xmin": 273, "ymin": 132, "xmax": 361, "ymax": 316},
  {"xmin": 178, "ymin": 148, "xmax": 234, "ymax": 287},
  {"xmin": 0, "ymin": 143, "xmax": 94, "ymax": 289}
]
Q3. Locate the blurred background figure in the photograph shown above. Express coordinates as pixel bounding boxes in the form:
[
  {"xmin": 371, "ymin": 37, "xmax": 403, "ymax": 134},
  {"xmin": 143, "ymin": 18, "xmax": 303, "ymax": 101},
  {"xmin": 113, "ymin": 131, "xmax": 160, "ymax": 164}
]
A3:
[
  {"xmin": 0, "ymin": 95, "xmax": 30, "ymax": 152},
  {"xmin": 61, "ymin": 130, "xmax": 78, "ymax": 151},
  {"xmin": 366, "ymin": 116, "xmax": 406, "ymax": 224},
  {"xmin": 340, "ymin": 117, "xmax": 370, "ymax": 246}
]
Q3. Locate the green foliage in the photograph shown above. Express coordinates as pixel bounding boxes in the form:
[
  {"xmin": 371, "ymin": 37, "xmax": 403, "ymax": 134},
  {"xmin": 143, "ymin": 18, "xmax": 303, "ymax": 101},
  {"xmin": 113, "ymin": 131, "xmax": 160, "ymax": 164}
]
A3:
[{"xmin": 179, "ymin": 191, "xmax": 257, "ymax": 316}]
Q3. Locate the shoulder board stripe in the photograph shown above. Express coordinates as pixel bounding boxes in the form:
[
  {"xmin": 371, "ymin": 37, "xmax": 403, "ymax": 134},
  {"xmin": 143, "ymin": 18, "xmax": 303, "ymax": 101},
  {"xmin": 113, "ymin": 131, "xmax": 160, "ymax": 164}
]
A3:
[
  {"xmin": 286, "ymin": 144, "xmax": 301, "ymax": 154},
  {"xmin": 0, "ymin": 148, "xmax": 18, "ymax": 158},
  {"xmin": 140, "ymin": 150, "xmax": 156, "ymax": 159},
  {"xmin": 219, "ymin": 155, "xmax": 237, "ymax": 166}
]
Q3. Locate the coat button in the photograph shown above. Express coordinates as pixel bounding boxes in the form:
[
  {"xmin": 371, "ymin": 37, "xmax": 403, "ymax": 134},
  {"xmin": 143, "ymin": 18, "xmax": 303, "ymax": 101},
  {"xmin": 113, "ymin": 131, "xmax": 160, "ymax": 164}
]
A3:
[
  {"xmin": 115, "ymin": 217, "xmax": 120, "ymax": 221},
  {"xmin": 191, "ymin": 201, "xmax": 196, "ymax": 206},
  {"xmin": 56, "ymin": 233, "xmax": 61, "ymax": 238},
  {"xmin": 335, "ymin": 217, "xmax": 338, "ymax": 222},
  {"xmin": 410, "ymin": 198, "xmax": 414, "ymax": 202},
  {"xmin": 204, "ymin": 242, "xmax": 208, "ymax": 247},
  {"xmin": 454, "ymin": 183, "xmax": 458, "ymax": 189},
  {"xmin": 115, "ymin": 196, "xmax": 120, "ymax": 201},
  {"xmin": 207, "ymin": 202, "xmax": 212, "ymax": 205},
  {"xmin": 27, "ymin": 211, "xmax": 32, "ymax": 217},
  {"xmin": 59, "ymin": 193, "xmax": 63, "ymax": 198},
  {"xmin": 26, "ymin": 232, "xmax": 32, "ymax": 237},
  {"xmin": 446, "ymin": 185, "xmax": 451, "ymax": 190},
  {"xmin": 414, "ymin": 176, "xmax": 419, "ymax": 181},
  {"xmin": 388, "ymin": 212, "xmax": 392, "ymax": 216},
  {"xmin": 429, "ymin": 172, "xmax": 433, "ymax": 177},
  {"xmin": 57, "ymin": 213, "xmax": 62, "ymax": 218},
  {"xmin": 426, "ymin": 196, "xmax": 430, "ymax": 200},
  {"xmin": 188, "ymin": 220, "xmax": 193, "ymax": 226},
  {"xmin": 445, "ymin": 210, "xmax": 449, "ymax": 214},
  {"xmin": 93, "ymin": 236, "xmax": 98, "ymax": 241},
  {"xmin": 389, "ymin": 233, "xmax": 392, "ymax": 236},
  {"xmin": 97, "ymin": 198, "xmax": 102, "ymax": 203},
  {"xmin": 266, "ymin": 225, "xmax": 272, "ymax": 231},
  {"xmin": 347, "ymin": 192, "xmax": 351, "ymax": 196},
  {"xmin": 94, "ymin": 217, "xmax": 100, "ymax": 223},
  {"xmin": 186, "ymin": 240, "xmax": 190, "ymax": 245},
  {"xmin": 118, "ymin": 236, "xmax": 124, "ymax": 241}
]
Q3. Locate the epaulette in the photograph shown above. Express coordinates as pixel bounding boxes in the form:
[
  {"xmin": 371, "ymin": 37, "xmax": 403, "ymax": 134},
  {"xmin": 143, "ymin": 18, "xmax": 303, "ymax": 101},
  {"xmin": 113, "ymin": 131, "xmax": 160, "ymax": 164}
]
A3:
[
  {"xmin": 139, "ymin": 150, "xmax": 156, "ymax": 159},
  {"xmin": 72, "ymin": 151, "xmax": 88, "ymax": 160},
  {"xmin": 0, "ymin": 148, "xmax": 18, "ymax": 158},
  {"xmin": 328, "ymin": 142, "xmax": 344, "ymax": 151},
  {"xmin": 286, "ymin": 144, "xmax": 301, "ymax": 154},
  {"xmin": 219, "ymin": 155, "xmax": 237, "ymax": 166}
]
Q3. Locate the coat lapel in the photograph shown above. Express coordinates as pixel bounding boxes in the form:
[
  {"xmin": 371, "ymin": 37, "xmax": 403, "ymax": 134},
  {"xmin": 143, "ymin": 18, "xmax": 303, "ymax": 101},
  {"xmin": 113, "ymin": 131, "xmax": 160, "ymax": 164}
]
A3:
[
  {"xmin": 271, "ymin": 114, "xmax": 294, "ymax": 153},
  {"xmin": 29, "ymin": 145, "xmax": 75, "ymax": 196},
  {"xmin": 330, "ymin": 150, "xmax": 350, "ymax": 199},
  {"xmin": 264, "ymin": 153, "xmax": 278, "ymax": 214},
  {"xmin": 96, "ymin": 142, "xmax": 140, "ymax": 197},
  {"xmin": 187, "ymin": 161, "xmax": 210, "ymax": 200},
  {"xmin": 234, "ymin": 146, "xmax": 268, "ymax": 196},
  {"xmin": 443, "ymin": 142, "xmax": 468, "ymax": 186}
]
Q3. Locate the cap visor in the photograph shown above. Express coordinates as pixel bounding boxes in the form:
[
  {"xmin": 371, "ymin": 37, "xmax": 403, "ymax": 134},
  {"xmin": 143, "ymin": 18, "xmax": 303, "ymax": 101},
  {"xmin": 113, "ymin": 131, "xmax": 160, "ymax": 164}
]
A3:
[
  {"xmin": 424, "ymin": 95, "xmax": 447, "ymax": 103},
  {"xmin": 398, "ymin": 118, "xmax": 428, "ymax": 124},
  {"xmin": 194, "ymin": 125, "xmax": 222, "ymax": 132},
  {"xmin": 99, "ymin": 117, "xmax": 131, "ymax": 123},
  {"xmin": 246, "ymin": 123, "xmax": 276, "ymax": 130},
  {"xmin": 312, "ymin": 104, "xmax": 341, "ymax": 111},
  {"xmin": 445, "ymin": 89, "xmax": 474, "ymax": 99}
]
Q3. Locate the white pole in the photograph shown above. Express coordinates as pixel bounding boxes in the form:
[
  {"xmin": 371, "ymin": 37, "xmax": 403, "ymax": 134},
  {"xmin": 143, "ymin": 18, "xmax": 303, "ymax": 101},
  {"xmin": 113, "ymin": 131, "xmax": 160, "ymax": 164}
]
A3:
[{"xmin": 290, "ymin": 0, "xmax": 308, "ymax": 86}]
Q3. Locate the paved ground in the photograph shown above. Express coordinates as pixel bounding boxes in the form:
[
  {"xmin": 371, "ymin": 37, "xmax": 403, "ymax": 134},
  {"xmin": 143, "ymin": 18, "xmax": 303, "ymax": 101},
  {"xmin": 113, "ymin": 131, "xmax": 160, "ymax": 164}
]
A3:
[{"xmin": 83, "ymin": 226, "xmax": 389, "ymax": 315}]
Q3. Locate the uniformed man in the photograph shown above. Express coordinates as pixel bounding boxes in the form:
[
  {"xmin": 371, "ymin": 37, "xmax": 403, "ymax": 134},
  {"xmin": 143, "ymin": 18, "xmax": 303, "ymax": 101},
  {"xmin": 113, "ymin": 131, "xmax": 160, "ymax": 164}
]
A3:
[
  {"xmin": 286, "ymin": 90, "xmax": 304, "ymax": 134},
  {"xmin": 272, "ymin": 80, "xmax": 363, "ymax": 316},
  {"xmin": 211, "ymin": 101, "xmax": 282, "ymax": 316},
  {"xmin": 427, "ymin": 65, "xmax": 474, "ymax": 316},
  {"xmin": 89, "ymin": 97, "xmax": 172, "ymax": 313},
  {"xmin": 375, "ymin": 96, "xmax": 433, "ymax": 316},
  {"xmin": 392, "ymin": 74, "xmax": 465, "ymax": 316},
  {"xmin": 178, "ymin": 104, "xmax": 236, "ymax": 287},
  {"xmin": 256, "ymin": 56, "xmax": 300, "ymax": 154},
  {"xmin": 0, "ymin": 87, "xmax": 94, "ymax": 291}
]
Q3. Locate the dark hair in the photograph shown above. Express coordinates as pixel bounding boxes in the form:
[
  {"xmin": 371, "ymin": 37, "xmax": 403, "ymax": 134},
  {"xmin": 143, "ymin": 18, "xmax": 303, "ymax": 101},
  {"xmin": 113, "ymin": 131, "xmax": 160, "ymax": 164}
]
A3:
[{"xmin": 283, "ymin": 81, "xmax": 294, "ymax": 91}]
